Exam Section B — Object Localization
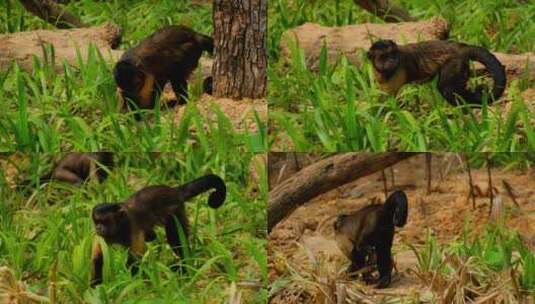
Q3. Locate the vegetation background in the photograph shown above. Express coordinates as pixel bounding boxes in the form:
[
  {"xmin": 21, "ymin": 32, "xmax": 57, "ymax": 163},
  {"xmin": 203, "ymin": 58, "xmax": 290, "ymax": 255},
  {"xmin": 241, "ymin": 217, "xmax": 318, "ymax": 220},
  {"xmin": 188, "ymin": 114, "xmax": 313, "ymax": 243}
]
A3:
[
  {"xmin": 268, "ymin": 0, "xmax": 535, "ymax": 152},
  {"xmin": 0, "ymin": 0, "xmax": 265, "ymax": 152},
  {"xmin": 0, "ymin": 152, "xmax": 267, "ymax": 303}
]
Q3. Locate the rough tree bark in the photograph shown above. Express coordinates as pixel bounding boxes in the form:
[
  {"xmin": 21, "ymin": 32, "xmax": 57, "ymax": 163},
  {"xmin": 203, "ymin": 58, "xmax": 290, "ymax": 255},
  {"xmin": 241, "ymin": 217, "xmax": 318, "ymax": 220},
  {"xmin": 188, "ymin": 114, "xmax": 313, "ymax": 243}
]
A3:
[
  {"xmin": 212, "ymin": 0, "xmax": 267, "ymax": 99},
  {"xmin": 353, "ymin": 0, "xmax": 414, "ymax": 22},
  {"xmin": 268, "ymin": 152, "xmax": 417, "ymax": 232},
  {"xmin": 19, "ymin": 0, "xmax": 86, "ymax": 28}
]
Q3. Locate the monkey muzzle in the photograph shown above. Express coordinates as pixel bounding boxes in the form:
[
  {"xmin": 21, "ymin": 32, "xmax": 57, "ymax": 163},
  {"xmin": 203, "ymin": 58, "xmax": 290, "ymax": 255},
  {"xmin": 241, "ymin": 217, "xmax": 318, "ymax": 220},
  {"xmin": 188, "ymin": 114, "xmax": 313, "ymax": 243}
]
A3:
[{"xmin": 95, "ymin": 224, "xmax": 108, "ymax": 237}]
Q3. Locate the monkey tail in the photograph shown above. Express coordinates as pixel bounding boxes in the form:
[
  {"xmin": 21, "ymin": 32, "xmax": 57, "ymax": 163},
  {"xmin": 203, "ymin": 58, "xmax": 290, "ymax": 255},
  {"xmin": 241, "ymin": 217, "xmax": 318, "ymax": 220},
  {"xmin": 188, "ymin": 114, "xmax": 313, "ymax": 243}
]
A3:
[
  {"xmin": 175, "ymin": 174, "xmax": 226, "ymax": 208},
  {"xmin": 467, "ymin": 47, "xmax": 506, "ymax": 102},
  {"xmin": 383, "ymin": 190, "xmax": 408, "ymax": 227},
  {"xmin": 195, "ymin": 33, "xmax": 214, "ymax": 55}
]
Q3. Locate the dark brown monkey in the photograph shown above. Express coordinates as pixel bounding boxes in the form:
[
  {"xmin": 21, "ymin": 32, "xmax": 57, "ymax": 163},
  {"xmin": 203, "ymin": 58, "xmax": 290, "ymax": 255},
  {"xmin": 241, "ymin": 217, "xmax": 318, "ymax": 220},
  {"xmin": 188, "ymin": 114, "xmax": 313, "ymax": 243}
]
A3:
[
  {"xmin": 22, "ymin": 152, "xmax": 113, "ymax": 187},
  {"xmin": 368, "ymin": 40, "xmax": 506, "ymax": 106},
  {"xmin": 114, "ymin": 25, "xmax": 213, "ymax": 113},
  {"xmin": 334, "ymin": 190, "xmax": 408, "ymax": 288},
  {"xmin": 90, "ymin": 174, "xmax": 226, "ymax": 287}
]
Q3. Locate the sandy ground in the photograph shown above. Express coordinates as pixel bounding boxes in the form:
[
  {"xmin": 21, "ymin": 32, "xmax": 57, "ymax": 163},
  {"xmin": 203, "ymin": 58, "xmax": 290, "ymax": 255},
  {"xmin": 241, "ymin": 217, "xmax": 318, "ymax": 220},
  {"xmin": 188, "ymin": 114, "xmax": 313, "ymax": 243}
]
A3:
[{"xmin": 268, "ymin": 154, "xmax": 535, "ymax": 303}]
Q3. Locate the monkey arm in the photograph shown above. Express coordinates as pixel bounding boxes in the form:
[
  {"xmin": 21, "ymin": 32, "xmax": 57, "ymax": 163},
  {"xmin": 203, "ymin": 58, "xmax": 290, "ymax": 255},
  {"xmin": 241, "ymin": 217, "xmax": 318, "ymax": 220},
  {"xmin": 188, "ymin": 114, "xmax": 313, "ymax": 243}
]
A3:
[
  {"xmin": 126, "ymin": 231, "xmax": 146, "ymax": 276},
  {"xmin": 90, "ymin": 240, "xmax": 103, "ymax": 287}
]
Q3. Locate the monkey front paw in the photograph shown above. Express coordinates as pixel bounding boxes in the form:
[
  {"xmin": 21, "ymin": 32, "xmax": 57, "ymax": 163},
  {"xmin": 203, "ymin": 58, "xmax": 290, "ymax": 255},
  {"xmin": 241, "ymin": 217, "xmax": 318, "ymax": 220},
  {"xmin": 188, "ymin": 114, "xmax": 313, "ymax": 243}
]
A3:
[{"xmin": 375, "ymin": 275, "xmax": 391, "ymax": 289}]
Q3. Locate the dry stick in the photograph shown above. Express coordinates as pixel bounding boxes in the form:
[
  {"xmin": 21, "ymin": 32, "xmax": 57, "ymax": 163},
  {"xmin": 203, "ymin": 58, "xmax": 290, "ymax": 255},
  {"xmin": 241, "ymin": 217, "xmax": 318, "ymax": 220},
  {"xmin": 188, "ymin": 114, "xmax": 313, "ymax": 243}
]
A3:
[
  {"xmin": 502, "ymin": 180, "xmax": 521, "ymax": 209},
  {"xmin": 382, "ymin": 170, "xmax": 388, "ymax": 199},
  {"xmin": 426, "ymin": 153, "xmax": 432, "ymax": 194},
  {"xmin": 486, "ymin": 153, "xmax": 494, "ymax": 218},
  {"xmin": 390, "ymin": 166, "xmax": 395, "ymax": 188},
  {"xmin": 464, "ymin": 154, "xmax": 476, "ymax": 210},
  {"xmin": 19, "ymin": 0, "xmax": 86, "ymax": 28},
  {"xmin": 353, "ymin": 0, "xmax": 414, "ymax": 22}
]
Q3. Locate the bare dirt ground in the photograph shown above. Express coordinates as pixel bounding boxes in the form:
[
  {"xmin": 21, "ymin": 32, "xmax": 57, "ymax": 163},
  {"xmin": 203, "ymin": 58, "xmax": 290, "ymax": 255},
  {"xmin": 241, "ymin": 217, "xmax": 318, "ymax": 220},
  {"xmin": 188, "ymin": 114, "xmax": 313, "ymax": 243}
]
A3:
[{"xmin": 268, "ymin": 154, "xmax": 535, "ymax": 303}]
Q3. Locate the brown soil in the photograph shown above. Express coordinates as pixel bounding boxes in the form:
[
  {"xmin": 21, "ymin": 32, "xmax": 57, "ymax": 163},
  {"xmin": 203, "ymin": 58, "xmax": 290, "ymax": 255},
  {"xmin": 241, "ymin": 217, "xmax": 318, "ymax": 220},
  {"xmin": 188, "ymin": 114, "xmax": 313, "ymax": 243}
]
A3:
[{"xmin": 268, "ymin": 154, "xmax": 535, "ymax": 303}]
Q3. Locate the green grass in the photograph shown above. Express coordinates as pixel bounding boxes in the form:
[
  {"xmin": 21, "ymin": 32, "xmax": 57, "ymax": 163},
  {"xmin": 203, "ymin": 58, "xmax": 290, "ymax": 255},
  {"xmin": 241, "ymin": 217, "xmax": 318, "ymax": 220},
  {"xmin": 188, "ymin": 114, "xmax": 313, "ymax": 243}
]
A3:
[
  {"xmin": 409, "ymin": 224, "xmax": 535, "ymax": 301},
  {"xmin": 0, "ymin": 151, "xmax": 267, "ymax": 303},
  {"xmin": 0, "ymin": 1, "xmax": 265, "ymax": 152},
  {"xmin": 268, "ymin": 0, "xmax": 535, "ymax": 152}
]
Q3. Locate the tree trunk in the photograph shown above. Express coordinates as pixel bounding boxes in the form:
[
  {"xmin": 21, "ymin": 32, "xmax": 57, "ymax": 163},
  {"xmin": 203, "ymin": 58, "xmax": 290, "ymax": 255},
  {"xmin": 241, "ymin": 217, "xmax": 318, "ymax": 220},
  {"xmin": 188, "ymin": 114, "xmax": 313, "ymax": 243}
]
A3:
[
  {"xmin": 268, "ymin": 152, "xmax": 417, "ymax": 232},
  {"xmin": 19, "ymin": 0, "xmax": 86, "ymax": 28},
  {"xmin": 212, "ymin": 0, "xmax": 267, "ymax": 99}
]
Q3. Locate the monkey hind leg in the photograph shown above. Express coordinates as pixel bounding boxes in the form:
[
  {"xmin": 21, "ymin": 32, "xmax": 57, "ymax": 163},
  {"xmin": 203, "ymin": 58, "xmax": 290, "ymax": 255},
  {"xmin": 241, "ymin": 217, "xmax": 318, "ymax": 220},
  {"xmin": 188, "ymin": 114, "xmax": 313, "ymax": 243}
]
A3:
[
  {"xmin": 164, "ymin": 214, "xmax": 190, "ymax": 271},
  {"xmin": 375, "ymin": 244, "xmax": 393, "ymax": 289},
  {"xmin": 438, "ymin": 58, "xmax": 484, "ymax": 106}
]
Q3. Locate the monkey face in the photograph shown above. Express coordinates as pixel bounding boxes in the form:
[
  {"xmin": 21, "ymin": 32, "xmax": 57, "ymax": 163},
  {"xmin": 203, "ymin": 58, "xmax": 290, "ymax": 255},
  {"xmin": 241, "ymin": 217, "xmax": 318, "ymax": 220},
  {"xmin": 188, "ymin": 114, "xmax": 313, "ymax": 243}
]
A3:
[
  {"xmin": 92, "ymin": 203, "xmax": 127, "ymax": 240},
  {"xmin": 368, "ymin": 40, "xmax": 400, "ymax": 75},
  {"xmin": 114, "ymin": 61, "xmax": 156, "ymax": 110}
]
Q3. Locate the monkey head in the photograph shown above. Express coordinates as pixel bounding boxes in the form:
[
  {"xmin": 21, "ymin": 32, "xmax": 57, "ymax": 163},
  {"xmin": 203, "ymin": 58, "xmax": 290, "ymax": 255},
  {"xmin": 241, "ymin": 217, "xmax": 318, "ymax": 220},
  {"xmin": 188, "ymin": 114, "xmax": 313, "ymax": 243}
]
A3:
[
  {"xmin": 92, "ymin": 203, "xmax": 130, "ymax": 244},
  {"xmin": 367, "ymin": 40, "xmax": 401, "ymax": 79},
  {"xmin": 114, "ymin": 61, "xmax": 156, "ymax": 110}
]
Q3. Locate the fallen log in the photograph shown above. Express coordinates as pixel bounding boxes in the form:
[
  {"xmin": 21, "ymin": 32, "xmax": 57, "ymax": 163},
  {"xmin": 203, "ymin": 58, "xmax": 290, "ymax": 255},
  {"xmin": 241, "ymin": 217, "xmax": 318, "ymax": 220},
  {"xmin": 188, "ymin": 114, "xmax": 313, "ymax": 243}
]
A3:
[
  {"xmin": 267, "ymin": 152, "xmax": 417, "ymax": 232},
  {"xmin": 280, "ymin": 17, "xmax": 449, "ymax": 71},
  {"xmin": 0, "ymin": 23, "xmax": 122, "ymax": 72},
  {"xmin": 280, "ymin": 19, "xmax": 535, "ymax": 79}
]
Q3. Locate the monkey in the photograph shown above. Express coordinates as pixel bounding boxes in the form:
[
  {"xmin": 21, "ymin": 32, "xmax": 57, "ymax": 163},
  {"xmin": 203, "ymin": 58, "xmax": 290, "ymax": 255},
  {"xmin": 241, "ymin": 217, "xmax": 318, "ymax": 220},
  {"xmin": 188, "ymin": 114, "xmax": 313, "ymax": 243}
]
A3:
[
  {"xmin": 334, "ymin": 190, "xmax": 408, "ymax": 288},
  {"xmin": 90, "ymin": 174, "xmax": 226, "ymax": 287},
  {"xmin": 20, "ymin": 152, "xmax": 113, "ymax": 188},
  {"xmin": 114, "ymin": 25, "xmax": 213, "ymax": 115},
  {"xmin": 367, "ymin": 40, "xmax": 506, "ymax": 106}
]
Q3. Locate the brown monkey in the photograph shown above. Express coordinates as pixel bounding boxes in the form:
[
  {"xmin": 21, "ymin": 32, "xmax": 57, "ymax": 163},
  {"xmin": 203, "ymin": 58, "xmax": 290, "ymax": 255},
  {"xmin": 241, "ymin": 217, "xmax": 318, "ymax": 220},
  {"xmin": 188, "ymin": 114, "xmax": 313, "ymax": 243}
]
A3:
[
  {"xmin": 21, "ymin": 152, "xmax": 113, "ymax": 187},
  {"xmin": 367, "ymin": 40, "xmax": 506, "ymax": 106},
  {"xmin": 334, "ymin": 190, "xmax": 408, "ymax": 288},
  {"xmin": 114, "ymin": 25, "xmax": 213, "ymax": 115},
  {"xmin": 90, "ymin": 174, "xmax": 226, "ymax": 287}
]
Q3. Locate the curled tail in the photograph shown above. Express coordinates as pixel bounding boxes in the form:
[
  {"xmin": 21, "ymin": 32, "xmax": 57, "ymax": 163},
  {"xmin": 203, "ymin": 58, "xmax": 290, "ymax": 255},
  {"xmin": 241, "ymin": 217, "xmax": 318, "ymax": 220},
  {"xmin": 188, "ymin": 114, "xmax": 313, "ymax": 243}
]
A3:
[
  {"xmin": 195, "ymin": 33, "xmax": 213, "ymax": 55},
  {"xmin": 383, "ymin": 190, "xmax": 408, "ymax": 227},
  {"xmin": 467, "ymin": 47, "xmax": 506, "ymax": 103},
  {"xmin": 175, "ymin": 174, "xmax": 226, "ymax": 208}
]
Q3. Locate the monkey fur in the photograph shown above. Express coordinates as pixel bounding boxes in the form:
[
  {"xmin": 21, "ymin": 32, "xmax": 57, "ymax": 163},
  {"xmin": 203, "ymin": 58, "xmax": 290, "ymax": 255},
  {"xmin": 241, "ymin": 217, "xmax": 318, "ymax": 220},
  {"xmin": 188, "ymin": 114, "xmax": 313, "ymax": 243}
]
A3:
[
  {"xmin": 334, "ymin": 190, "xmax": 408, "ymax": 288},
  {"xmin": 21, "ymin": 152, "xmax": 113, "ymax": 187},
  {"xmin": 114, "ymin": 25, "xmax": 213, "ymax": 114},
  {"xmin": 90, "ymin": 174, "xmax": 226, "ymax": 287},
  {"xmin": 368, "ymin": 40, "xmax": 506, "ymax": 106}
]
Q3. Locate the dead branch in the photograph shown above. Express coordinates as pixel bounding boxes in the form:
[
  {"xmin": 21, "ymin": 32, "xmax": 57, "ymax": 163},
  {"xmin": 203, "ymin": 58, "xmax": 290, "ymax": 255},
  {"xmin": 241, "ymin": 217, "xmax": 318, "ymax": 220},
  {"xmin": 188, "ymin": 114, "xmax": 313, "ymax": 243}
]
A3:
[
  {"xmin": 464, "ymin": 154, "xmax": 476, "ymax": 210},
  {"xmin": 19, "ymin": 0, "xmax": 86, "ymax": 28},
  {"xmin": 268, "ymin": 152, "xmax": 417, "ymax": 232},
  {"xmin": 486, "ymin": 154, "xmax": 494, "ymax": 218},
  {"xmin": 502, "ymin": 180, "xmax": 521, "ymax": 209},
  {"xmin": 426, "ymin": 153, "xmax": 432, "ymax": 194},
  {"xmin": 381, "ymin": 170, "xmax": 388, "ymax": 199},
  {"xmin": 353, "ymin": 0, "xmax": 414, "ymax": 23}
]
